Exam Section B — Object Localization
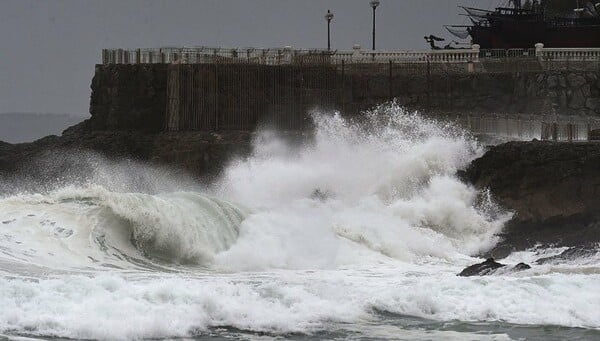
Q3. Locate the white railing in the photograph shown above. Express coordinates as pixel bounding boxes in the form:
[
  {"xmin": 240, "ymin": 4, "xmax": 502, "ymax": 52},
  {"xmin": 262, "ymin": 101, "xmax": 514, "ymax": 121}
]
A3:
[
  {"xmin": 343, "ymin": 44, "xmax": 480, "ymax": 63},
  {"xmin": 101, "ymin": 44, "xmax": 600, "ymax": 67},
  {"xmin": 101, "ymin": 47, "xmax": 313, "ymax": 65},
  {"xmin": 101, "ymin": 45, "xmax": 481, "ymax": 65},
  {"xmin": 535, "ymin": 43, "xmax": 600, "ymax": 61}
]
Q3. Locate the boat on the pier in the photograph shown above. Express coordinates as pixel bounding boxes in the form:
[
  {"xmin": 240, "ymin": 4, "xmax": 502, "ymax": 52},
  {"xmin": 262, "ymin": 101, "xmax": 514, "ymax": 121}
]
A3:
[{"xmin": 445, "ymin": 0, "xmax": 600, "ymax": 48}]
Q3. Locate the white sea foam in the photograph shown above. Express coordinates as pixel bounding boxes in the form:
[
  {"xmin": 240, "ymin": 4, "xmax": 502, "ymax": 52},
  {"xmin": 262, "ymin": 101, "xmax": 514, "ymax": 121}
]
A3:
[
  {"xmin": 1, "ymin": 269, "xmax": 600, "ymax": 340},
  {"xmin": 0, "ymin": 104, "xmax": 598, "ymax": 339},
  {"xmin": 210, "ymin": 105, "xmax": 507, "ymax": 270}
]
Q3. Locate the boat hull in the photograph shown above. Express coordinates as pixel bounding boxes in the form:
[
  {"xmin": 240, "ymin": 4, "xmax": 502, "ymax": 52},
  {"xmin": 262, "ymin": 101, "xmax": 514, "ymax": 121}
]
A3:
[{"xmin": 469, "ymin": 22, "xmax": 600, "ymax": 48}]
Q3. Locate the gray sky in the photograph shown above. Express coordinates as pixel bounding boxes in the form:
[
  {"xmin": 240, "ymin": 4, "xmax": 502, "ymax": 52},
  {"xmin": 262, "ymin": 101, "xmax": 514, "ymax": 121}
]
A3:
[{"xmin": 0, "ymin": 0, "xmax": 501, "ymax": 115}]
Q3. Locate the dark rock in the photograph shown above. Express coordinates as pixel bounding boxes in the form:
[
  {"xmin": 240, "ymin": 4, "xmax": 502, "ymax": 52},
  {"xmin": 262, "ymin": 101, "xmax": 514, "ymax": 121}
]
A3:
[
  {"xmin": 589, "ymin": 129, "xmax": 600, "ymax": 141},
  {"xmin": 586, "ymin": 98, "xmax": 600, "ymax": 111},
  {"xmin": 0, "ymin": 129, "xmax": 257, "ymax": 184},
  {"xmin": 458, "ymin": 258, "xmax": 506, "ymax": 277},
  {"xmin": 568, "ymin": 89, "xmax": 586, "ymax": 109},
  {"xmin": 567, "ymin": 74, "xmax": 587, "ymax": 88},
  {"xmin": 311, "ymin": 189, "xmax": 333, "ymax": 201},
  {"xmin": 459, "ymin": 259, "xmax": 533, "ymax": 277},
  {"xmin": 546, "ymin": 75, "xmax": 559, "ymax": 88},
  {"xmin": 88, "ymin": 64, "xmax": 168, "ymax": 133},
  {"xmin": 535, "ymin": 246, "xmax": 599, "ymax": 265},
  {"xmin": 513, "ymin": 262, "xmax": 532, "ymax": 271},
  {"xmin": 558, "ymin": 90, "xmax": 568, "ymax": 107},
  {"xmin": 466, "ymin": 141, "xmax": 600, "ymax": 256},
  {"xmin": 536, "ymin": 74, "xmax": 545, "ymax": 84},
  {"xmin": 559, "ymin": 75, "xmax": 567, "ymax": 88},
  {"xmin": 582, "ymin": 84, "xmax": 592, "ymax": 97}
]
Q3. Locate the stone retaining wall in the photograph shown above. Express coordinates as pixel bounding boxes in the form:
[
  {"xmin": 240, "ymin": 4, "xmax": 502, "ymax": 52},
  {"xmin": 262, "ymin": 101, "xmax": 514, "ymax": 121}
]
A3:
[{"xmin": 88, "ymin": 64, "xmax": 600, "ymax": 133}]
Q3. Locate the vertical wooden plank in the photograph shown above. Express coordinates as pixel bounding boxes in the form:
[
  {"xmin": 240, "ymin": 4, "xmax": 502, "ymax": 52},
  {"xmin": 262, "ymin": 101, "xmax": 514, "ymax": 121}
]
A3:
[
  {"xmin": 214, "ymin": 63, "xmax": 217, "ymax": 130},
  {"xmin": 165, "ymin": 65, "xmax": 180, "ymax": 131},
  {"xmin": 389, "ymin": 60, "xmax": 393, "ymax": 101},
  {"xmin": 341, "ymin": 60, "xmax": 345, "ymax": 114}
]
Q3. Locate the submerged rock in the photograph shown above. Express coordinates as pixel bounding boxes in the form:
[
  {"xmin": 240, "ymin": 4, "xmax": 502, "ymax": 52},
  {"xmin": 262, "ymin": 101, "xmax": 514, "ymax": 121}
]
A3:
[
  {"xmin": 513, "ymin": 262, "xmax": 532, "ymax": 271},
  {"xmin": 311, "ymin": 189, "xmax": 333, "ymax": 202},
  {"xmin": 535, "ymin": 246, "xmax": 599, "ymax": 265},
  {"xmin": 458, "ymin": 258, "xmax": 531, "ymax": 277},
  {"xmin": 458, "ymin": 258, "xmax": 505, "ymax": 277}
]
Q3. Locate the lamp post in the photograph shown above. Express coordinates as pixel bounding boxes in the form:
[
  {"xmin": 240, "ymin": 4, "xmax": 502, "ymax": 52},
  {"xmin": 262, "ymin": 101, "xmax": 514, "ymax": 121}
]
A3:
[
  {"xmin": 370, "ymin": 0, "xmax": 380, "ymax": 50},
  {"xmin": 325, "ymin": 10, "xmax": 334, "ymax": 50}
]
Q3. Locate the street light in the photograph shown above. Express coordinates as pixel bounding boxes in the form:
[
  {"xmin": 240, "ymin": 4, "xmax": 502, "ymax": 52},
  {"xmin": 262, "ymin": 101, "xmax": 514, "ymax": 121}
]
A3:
[
  {"xmin": 370, "ymin": 0, "xmax": 380, "ymax": 50},
  {"xmin": 325, "ymin": 10, "xmax": 334, "ymax": 51}
]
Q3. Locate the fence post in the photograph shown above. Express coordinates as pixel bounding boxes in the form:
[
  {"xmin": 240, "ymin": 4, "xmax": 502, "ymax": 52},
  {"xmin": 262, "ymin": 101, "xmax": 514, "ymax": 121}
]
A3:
[
  {"xmin": 472, "ymin": 44, "xmax": 480, "ymax": 63},
  {"xmin": 389, "ymin": 59, "xmax": 393, "ymax": 100},
  {"xmin": 214, "ymin": 63, "xmax": 219, "ymax": 130},
  {"xmin": 352, "ymin": 44, "xmax": 362, "ymax": 63},
  {"xmin": 535, "ymin": 43, "xmax": 544, "ymax": 58},
  {"xmin": 283, "ymin": 46, "xmax": 293, "ymax": 64},
  {"xmin": 427, "ymin": 56, "xmax": 431, "ymax": 78},
  {"xmin": 341, "ymin": 59, "xmax": 345, "ymax": 112},
  {"xmin": 535, "ymin": 43, "xmax": 545, "ymax": 70}
]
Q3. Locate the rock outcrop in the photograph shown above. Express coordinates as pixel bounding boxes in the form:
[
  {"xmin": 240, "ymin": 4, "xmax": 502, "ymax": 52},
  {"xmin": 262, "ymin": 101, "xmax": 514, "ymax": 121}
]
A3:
[
  {"xmin": 458, "ymin": 258, "xmax": 506, "ymax": 276},
  {"xmin": 535, "ymin": 246, "xmax": 599, "ymax": 265},
  {"xmin": 465, "ymin": 141, "xmax": 600, "ymax": 257},
  {"xmin": 89, "ymin": 64, "xmax": 168, "ymax": 133},
  {"xmin": 458, "ymin": 258, "xmax": 531, "ymax": 276},
  {"xmin": 0, "ymin": 121, "xmax": 255, "ymax": 182}
]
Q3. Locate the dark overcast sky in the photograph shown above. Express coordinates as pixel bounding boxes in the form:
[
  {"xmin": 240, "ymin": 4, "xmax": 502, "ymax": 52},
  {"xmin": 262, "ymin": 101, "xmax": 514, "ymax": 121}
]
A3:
[{"xmin": 0, "ymin": 0, "xmax": 502, "ymax": 115}]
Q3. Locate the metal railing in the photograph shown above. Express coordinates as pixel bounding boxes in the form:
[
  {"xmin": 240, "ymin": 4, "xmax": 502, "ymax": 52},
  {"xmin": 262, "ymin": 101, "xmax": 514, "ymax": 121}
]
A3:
[
  {"xmin": 480, "ymin": 48, "xmax": 536, "ymax": 58},
  {"xmin": 101, "ymin": 47, "xmax": 333, "ymax": 65},
  {"xmin": 538, "ymin": 47, "xmax": 600, "ymax": 61},
  {"xmin": 101, "ymin": 45, "xmax": 481, "ymax": 66},
  {"xmin": 102, "ymin": 44, "xmax": 600, "ymax": 64}
]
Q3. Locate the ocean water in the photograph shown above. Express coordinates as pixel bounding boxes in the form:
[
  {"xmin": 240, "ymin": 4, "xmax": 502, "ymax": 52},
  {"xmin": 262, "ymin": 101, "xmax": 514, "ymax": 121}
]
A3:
[{"xmin": 1, "ymin": 104, "xmax": 599, "ymax": 340}]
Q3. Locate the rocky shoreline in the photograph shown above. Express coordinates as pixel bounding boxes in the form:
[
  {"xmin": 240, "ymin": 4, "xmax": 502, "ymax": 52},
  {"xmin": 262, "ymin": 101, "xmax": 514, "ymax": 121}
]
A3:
[
  {"xmin": 1, "ymin": 122, "xmax": 600, "ymax": 258},
  {"xmin": 0, "ymin": 121, "xmax": 255, "ymax": 182},
  {"xmin": 465, "ymin": 140, "xmax": 600, "ymax": 258}
]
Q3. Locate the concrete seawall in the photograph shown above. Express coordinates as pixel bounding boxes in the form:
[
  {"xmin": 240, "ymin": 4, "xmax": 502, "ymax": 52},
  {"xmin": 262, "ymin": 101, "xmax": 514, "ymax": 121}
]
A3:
[{"xmin": 88, "ymin": 63, "xmax": 600, "ymax": 134}]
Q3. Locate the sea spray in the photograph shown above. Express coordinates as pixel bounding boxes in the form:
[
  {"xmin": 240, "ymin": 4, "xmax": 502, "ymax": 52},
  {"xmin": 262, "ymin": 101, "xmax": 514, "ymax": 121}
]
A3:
[
  {"xmin": 212, "ymin": 104, "xmax": 508, "ymax": 269},
  {"xmin": 0, "ymin": 149, "xmax": 202, "ymax": 197},
  {"xmin": 3, "ymin": 105, "xmax": 599, "ymax": 340},
  {"xmin": 0, "ymin": 104, "xmax": 508, "ymax": 270}
]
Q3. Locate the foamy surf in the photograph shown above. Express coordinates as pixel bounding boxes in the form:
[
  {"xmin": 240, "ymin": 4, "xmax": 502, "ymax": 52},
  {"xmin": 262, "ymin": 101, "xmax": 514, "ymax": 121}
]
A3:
[{"xmin": 1, "ymin": 104, "xmax": 599, "ymax": 340}]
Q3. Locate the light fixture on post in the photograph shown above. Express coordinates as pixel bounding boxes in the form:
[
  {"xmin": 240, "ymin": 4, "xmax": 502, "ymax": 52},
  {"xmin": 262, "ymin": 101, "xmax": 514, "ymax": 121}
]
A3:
[
  {"xmin": 370, "ymin": 0, "xmax": 380, "ymax": 50},
  {"xmin": 325, "ymin": 10, "xmax": 334, "ymax": 51}
]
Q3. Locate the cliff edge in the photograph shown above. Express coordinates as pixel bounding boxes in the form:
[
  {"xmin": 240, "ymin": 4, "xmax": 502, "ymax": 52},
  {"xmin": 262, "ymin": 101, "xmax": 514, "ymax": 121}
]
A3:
[{"xmin": 466, "ymin": 141, "xmax": 600, "ymax": 257}]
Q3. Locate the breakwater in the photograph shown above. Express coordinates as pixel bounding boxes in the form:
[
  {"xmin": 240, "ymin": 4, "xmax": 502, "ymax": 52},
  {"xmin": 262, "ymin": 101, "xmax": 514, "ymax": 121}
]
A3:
[{"xmin": 90, "ymin": 46, "xmax": 600, "ymax": 138}]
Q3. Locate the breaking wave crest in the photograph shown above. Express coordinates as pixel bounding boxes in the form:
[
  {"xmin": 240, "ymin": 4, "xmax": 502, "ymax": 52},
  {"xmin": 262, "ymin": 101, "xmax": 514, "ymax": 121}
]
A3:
[
  {"xmin": 0, "ymin": 104, "xmax": 508, "ymax": 271},
  {"xmin": 0, "ymin": 186, "xmax": 247, "ymax": 270},
  {"xmin": 11, "ymin": 105, "xmax": 597, "ymax": 340},
  {"xmin": 212, "ymin": 104, "xmax": 508, "ymax": 269}
]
